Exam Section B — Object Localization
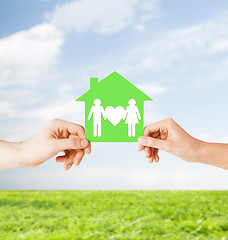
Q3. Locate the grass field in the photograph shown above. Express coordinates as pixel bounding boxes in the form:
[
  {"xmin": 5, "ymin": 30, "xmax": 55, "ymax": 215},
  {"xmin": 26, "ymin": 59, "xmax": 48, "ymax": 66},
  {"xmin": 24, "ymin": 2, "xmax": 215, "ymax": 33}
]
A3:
[{"xmin": 0, "ymin": 191, "xmax": 227, "ymax": 240}]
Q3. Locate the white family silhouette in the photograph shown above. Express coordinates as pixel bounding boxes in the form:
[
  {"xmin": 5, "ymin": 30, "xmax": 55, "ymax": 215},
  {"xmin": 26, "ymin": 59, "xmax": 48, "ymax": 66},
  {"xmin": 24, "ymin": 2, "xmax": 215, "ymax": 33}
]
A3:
[{"xmin": 88, "ymin": 98, "xmax": 141, "ymax": 137}]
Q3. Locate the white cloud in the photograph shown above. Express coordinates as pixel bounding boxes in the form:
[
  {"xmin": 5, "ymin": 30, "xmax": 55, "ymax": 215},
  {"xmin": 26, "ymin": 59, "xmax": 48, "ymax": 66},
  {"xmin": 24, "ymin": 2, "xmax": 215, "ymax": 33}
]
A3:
[
  {"xmin": 1, "ymin": 165, "xmax": 227, "ymax": 190},
  {"xmin": 0, "ymin": 99, "xmax": 83, "ymax": 121},
  {"xmin": 0, "ymin": 23, "xmax": 63, "ymax": 86},
  {"xmin": 208, "ymin": 39, "xmax": 228, "ymax": 53},
  {"xmin": 135, "ymin": 23, "xmax": 145, "ymax": 32},
  {"xmin": 136, "ymin": 82, "xmax": 168, "ymax": 95},
  {"xmin": 0, "ymin": 22, "xmax": 66, "ymax": 142},
  {"xmin": 49, "ymin": 0, "xmax": 160, "ymax": 34},
  {"xmin": 0, "ymin": 0, "xmax": 161, "ymax": 90},
  {"xmin": 118, "ymin": 15, "xmax": 228, "ymax": 88},
  {"xmin": 24, "ymin": 100, "xmax": 85, "ymax": 124}
]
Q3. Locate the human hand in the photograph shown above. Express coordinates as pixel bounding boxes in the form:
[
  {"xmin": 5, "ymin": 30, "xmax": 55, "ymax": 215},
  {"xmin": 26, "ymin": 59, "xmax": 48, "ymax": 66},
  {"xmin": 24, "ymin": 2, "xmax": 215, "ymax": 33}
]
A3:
[
  {"xmin": 138, "ymin": 118, "xmax": 204, "ymax": 163},
  {"xmin": 21, "ymin": 119, "xmax": 91, "ymax": 170}
]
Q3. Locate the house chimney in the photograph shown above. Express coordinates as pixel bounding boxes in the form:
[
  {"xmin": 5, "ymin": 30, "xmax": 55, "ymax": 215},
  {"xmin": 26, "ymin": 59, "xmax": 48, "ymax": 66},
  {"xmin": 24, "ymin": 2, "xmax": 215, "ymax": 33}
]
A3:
[{"xmin": 90, "ymin": 77, "xmax": 98, "ymax": 89}]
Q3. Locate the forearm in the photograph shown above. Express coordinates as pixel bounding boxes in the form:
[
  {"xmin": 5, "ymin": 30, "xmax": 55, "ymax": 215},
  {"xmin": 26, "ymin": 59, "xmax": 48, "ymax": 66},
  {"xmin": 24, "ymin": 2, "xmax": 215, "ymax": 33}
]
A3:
[
  {"xmin": 0, "ymin": 140, "xmax": 25, "ymax": 170},
  {"xmin": 197, "ymin": 141, "xmax": 228, "ymax": 170}
]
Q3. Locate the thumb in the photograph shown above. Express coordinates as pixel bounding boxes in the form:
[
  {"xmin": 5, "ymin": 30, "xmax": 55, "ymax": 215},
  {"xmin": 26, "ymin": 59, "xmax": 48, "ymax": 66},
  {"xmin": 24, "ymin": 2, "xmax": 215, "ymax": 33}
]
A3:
[
  {"xmin": 138, "ymin": 136, "xmax": 170, "ymax": 152},
  {"xmin": 56, "ymin": 138, "xmax": 89, "ymax": 152}
]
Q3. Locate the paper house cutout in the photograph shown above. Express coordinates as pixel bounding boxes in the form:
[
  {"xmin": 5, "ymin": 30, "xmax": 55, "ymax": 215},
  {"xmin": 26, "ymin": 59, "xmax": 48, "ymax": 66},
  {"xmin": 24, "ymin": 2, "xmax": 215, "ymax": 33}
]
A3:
[{"xmin": 76, "ymin": 71, "xmax": 152, "ymax": 142}]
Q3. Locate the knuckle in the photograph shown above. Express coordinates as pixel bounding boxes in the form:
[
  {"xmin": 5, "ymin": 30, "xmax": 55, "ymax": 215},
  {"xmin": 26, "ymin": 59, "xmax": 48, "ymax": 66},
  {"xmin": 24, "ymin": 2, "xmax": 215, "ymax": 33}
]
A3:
[
  {"xmin": 165, "ymin": 117, "xmax": 175, "ymax": 127},
  {"xmin": 71, "ymin": 138, "xmax": 78, "ymax": 146},
  {"xmin": 148, "ymin": 137, "xmax": 156, "ymax": 147},
  {"xmin": 65, "ymin": 138, "xmax": 75, "ymax": 149},
  {"xmin": 144, "ymin": 126, "xmax": 148, "ymax": 133},
  {"xmin": 166, "ymin": 117, "xmax": 173, "ymax": 123},
  {"xmin": 77, "ymin": 125, "xmax": 85, "ymax": 137},
  {"xmin": 79, "ymin": 125, "xmax": 85, "ymax": 132}
]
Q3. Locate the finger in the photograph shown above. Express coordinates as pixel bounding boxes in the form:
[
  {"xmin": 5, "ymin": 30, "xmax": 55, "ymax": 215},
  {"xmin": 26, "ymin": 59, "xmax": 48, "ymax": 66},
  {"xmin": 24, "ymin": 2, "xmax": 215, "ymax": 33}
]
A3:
[
  {"xmin": 64, "ymin": 150, "xmax": 76, "ymax": 170},
  {"xmin": 84, "ymin": 142, "xmax": 91, "ymax": 154},
  {"xmin": 73, "ymin": 150, "xmax": 85, "ymax": 166},
  {"xmin": 149, "ymin": 155, "xmax": 154, "ymax": 163},
  {"xmin": 68, "ymin": 125, "xmax": 90, "ymax": 154},
  {"xmin": 139, "ymin": 130, "xmax": 160, "ymax": 151},
  {"xmin": 144, "ymin": 118, "xmax": 175, "ymax": 137},
  {"xmin": 139, "ymin": 131, "xmax": 160, "ymax": 152},
  {"xmin": 64, "ymin": 161, "xmax": 73, "ymax": 170},
  {"xmin": 139, "ymin": 127, "xmax": 160, "ymax": 150},
  {"xmin": 68, "ymin": 134, "xmax": 90, "ymax": 154},
  {"xmin": 56, "ymin": 137, "xmax": 89, "ymax": 152},
  {"xmin": 144, "ymin": 147, "xmax": 152, "ymax": 158},
  {"xmin": 138, "ymin": 136, "xmax": 170, "ymax": 152},
  {"xmin": 64, "ymin": 150, "xmax": 75, "ymax": 170},
  {"xmin": 56, "ymin": 150, "xmax": 70, "ymax": 162},
  {"xmin": 149, "ymin": 157, "xmax": 153, "ymax": 163},
  {"xmin": 51, "ymin": 119, "xmax": 85, "ymax": 137},
  {"xmin": 144, "ymin": 121, "xmax": 164, "ymax": 136},
  {"xmin": 151, "ymin": 148, "xmax": 156, "ymax": 163},
  {"xmin": 138, "ymin": 143, "xmax": 145, "ymax": 151},
  {"xmin": 154, "ymin": 149, "xmax": 160, "ymax": 162},
  {"xmin": 152, "ymin": 148, "xmax": 156, "ymax": 162},
  {"xmin": 56, "ymin": 155, "xmax": 68, "ymax": 162},
  {"xmin": 150, "ymin": 131, "xmax": 160, "ymax": 138},
  {"xmin": 150, "ymin": 147, "xmax": 154, "ymax": 160}
]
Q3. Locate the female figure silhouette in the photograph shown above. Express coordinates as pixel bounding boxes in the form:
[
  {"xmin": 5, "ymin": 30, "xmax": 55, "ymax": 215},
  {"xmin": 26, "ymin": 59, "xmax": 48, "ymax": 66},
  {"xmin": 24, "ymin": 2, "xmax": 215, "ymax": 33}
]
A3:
[{"xmin": 124, "ymin": 99, "xmax": 141, "ymax": 137}]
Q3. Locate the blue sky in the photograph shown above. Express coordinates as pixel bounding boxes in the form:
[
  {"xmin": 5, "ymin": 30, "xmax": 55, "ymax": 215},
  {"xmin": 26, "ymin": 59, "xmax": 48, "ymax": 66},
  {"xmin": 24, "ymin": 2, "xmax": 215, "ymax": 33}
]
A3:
[{"xmin": 0, "ymin": 0, "xmax": 228, "ymax": 190}]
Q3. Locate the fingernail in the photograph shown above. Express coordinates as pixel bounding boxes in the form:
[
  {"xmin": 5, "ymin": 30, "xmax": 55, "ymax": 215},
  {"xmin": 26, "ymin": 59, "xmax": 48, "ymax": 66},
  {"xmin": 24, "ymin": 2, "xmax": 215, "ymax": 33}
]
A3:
[
  {"xmin": 138, "ymin": 137, "xmax": 145, "ymax": 145},
  {"xmin": 85, "ymin": 148, "xmax": 91, "ymax": 154},
  {"xmin": 66, "ymin": 164, "xmax": 71, "ymax": 170},
  {"xmin": 81, "ymin": 139, "xmax": 88, "ymax": 147}
]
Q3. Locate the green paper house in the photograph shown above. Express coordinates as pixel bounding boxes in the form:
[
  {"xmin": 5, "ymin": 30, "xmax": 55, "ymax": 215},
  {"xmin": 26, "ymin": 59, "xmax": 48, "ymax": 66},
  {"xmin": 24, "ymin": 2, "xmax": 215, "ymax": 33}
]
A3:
[{"xmin": 76, "ymin": 71, "xmax": 152, "ymax": 142}]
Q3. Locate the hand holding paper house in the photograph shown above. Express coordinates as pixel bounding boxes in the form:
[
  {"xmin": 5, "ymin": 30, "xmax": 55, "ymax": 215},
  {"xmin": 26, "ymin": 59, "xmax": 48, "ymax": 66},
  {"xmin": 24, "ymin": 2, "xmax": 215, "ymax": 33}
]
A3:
[{"xmin": 76, "ymin": 71, "xmax": 152, "ymax": 142}]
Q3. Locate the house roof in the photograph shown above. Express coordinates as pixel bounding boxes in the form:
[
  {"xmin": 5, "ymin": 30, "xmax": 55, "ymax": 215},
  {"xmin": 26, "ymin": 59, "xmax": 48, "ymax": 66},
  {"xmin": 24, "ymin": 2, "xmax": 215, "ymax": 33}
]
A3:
[{"xmin": 76, "ymin": 71, "xmax": 152, "ymax": 101}]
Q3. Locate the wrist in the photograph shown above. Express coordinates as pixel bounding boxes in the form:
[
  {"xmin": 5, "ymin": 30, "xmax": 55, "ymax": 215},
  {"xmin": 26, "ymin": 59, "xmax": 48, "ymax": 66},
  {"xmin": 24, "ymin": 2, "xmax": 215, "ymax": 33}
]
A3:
[
  {"xmin": 14, "ymin": 141, "xmax": 28, "ymax": 168},
  {"xmin": 0, "ymin": 140, "xmax": 27, "ymax": 170},
  {"xmin": 181, "ymin": 137, "xmax": 208, "ymax": 163},
  {"xmin": 192, "ymin": 139, "xmax": 210, "ymax": 164},
  {"xmin": 18, "ymin": 140, "xmax": 34, "ymax": 168},
  {"xmin": 196, "ymin": 142, "xmax": 228, "ymax": 169},
  {"xmin": 9, "ymin": 141, "xmax": 30, "ymax": 168}
]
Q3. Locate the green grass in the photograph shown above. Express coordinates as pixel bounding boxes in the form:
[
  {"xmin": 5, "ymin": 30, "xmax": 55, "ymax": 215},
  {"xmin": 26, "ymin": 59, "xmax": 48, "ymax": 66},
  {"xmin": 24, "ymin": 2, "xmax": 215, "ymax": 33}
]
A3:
[{"xmin": 0, "ymin": 191, "xmax": 227, "ymax": 240}]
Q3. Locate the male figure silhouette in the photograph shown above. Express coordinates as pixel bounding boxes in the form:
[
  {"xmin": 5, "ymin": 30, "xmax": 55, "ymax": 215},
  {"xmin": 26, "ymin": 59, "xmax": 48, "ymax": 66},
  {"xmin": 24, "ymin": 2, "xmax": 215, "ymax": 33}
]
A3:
[
  {"xmin": 88, "ymin": 99, "xmax": 106, "ymax": 137},
  {"xmin": 124, "ymin": 99, "xmax": 141, "ymax": 137}
]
